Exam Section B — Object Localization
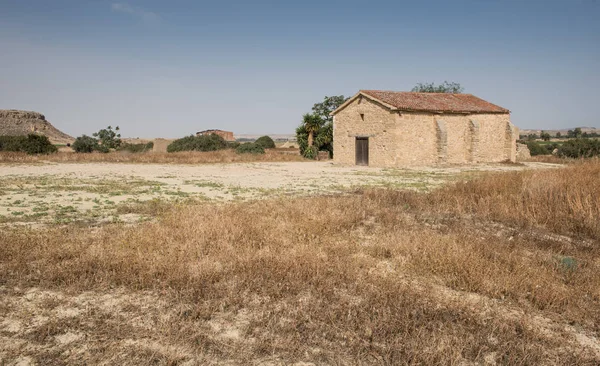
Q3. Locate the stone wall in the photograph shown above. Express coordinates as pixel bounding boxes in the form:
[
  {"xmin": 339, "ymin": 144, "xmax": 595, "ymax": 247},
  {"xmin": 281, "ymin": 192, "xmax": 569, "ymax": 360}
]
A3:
[
  {"xmin": 333, "ymin": 100, "xmax": 517, "ymax": 167},
  {"xmin": 333, "ymin": 97, "xmax": 397, "ymax": 167},
  {"xmin": 516, "ymin": 143, "xmax": 531, "ymax": 161},
  {"xmin": 395, "ymin": 112, "xmax": 438, "ymax": 166}
]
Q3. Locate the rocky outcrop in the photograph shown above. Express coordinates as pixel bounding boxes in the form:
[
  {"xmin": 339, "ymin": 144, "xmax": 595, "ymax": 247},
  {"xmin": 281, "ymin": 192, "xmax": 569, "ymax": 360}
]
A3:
[{"xmin": 0, "ymin": 110, "xmax": 73, "ymax": 144}]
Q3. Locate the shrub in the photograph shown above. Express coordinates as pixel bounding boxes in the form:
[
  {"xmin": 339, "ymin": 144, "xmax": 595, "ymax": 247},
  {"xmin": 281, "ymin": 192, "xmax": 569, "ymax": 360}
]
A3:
[
  {"xmin": 525, "ymin": 141, "xmax": 551, "ymax": 156},
  {"xmin": 227, "ymin": 141, "xmax": 241, "ymax": 149},
  {"xmin": 119, "ymin": 142, "xmax": 154, "ymax": 153},
  {"xmin": 93, "ymin": 126, "xmax": 121, "ymax": 150},
  {"xmin": 303, "ymin": 145, "xmax": 318, "ymax": 160},
  {"xmin": 72, "ymin": 135, "xmax": 100, "ymax": 153},
  {"xmin": 557, "ymin": 138, "xmax": 600, "ymax": 158},
  {"xmin": 0, "ymin": 136, "xmax": 27, "ymax": 152},
  {"xmin": 236, "ymin": 143, "xmax": 265, "ymax": 154},
  {"xmin": 296, "ymin": 121, "xmax": 333, "ymax": 158},
  {"xmin": 255, "ymin": 135, "xmax": 275, "ymax": 149},
  {"xmin": 167, "ymin": 134, "xmax": 228, "ymax": 153},
  {"xmin": 22, "ymin": 134, "xmax": 57, "ymax": 154},
  {"xmin": 0, "ymin": 134, "xmax": 57, "ymax": 154}
]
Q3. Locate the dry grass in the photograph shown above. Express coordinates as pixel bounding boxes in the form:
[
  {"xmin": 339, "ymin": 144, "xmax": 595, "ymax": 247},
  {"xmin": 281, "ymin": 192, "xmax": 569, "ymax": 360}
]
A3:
[
  {"xmin": 0, "ymin": 149, "xmax": 305, "ymax": 164},
  {"xmin": 523, "ymin": 155, "xmax": 569, "ymax": 164},
  {"xmin": 393, "ymin": 158, "xmax": 600, "ymax": 239},
  {"xmin": 1, "ymin": 161, "xmax": 599, "ymax": 364}
]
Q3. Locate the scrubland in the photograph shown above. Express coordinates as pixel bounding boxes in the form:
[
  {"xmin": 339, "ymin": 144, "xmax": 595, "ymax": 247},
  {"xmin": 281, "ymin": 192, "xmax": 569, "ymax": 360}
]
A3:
[
  {"xmin": 1, "ymin": 160, "xmax": 599, "ymax": 365},
  {"xmin": 0, "ymin": 149, "xmax": 305, "ymax": 165}
]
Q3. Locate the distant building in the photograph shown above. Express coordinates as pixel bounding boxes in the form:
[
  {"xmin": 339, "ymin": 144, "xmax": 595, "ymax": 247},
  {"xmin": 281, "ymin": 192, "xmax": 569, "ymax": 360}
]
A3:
[
  {"xmin": 196, "ymin": 129, "xmax": 235, "ymax": 142},
  {"xmin": 331, "ymin": 90, "xmax": 517, "ymax": 167}
]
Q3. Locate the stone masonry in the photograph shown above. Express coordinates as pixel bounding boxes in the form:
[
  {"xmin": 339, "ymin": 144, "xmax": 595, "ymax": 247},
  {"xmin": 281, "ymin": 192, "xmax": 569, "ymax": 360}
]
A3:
[{"xmin": 332, "ymin": 91, "xmax": 517, "ymax": 167}]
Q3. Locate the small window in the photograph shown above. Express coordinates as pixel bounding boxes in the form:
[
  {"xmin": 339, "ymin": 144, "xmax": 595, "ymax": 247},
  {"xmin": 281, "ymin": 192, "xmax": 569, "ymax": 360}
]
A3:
[{"xmin": 360, "ymin": 113, "xmax": 365, "ymax": 121}]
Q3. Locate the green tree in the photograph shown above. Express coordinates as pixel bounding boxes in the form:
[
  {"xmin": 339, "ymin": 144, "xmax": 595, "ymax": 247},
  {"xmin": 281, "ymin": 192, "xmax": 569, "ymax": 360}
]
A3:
[
  {"xmin": 22, "ymin": 134, "xmax": 58, "ymax": 154},
  {"xmin": 0, "ymin": 134, "xmax": 57, "ymax": 154},
  {"xmin": 567, "ymin": 128, "xmax": 583, "ymax": 138},
  {"xmin": 167, "ymin": 134, "xmax": 227, "ymax": 153},
  {"xmin": 236, "ymin": 143, "xmax": 265, "ymax": 154},
  {"xmin": 314, "ymin": 121, "xmax": 333, "ymax": 157},
  {"xmin": 311, "ymin": 95, "xmax": 348, "ymax": 124},
  {"xmin": 302, "ymin": 113, "xmax": 322, "ymax": 149},
  {"xmin": 540, "ymin": 131, "xmax": 551, "ymax": 141},
  {"xmin": 296, "ymin": 95, "xmax": 348, "ymax": 159},
  {"xmin": 558, "ymin": 138, "xmax": 600, "ymax": 158},
  {"xmin": 411, "ymin": 81, "xmax": 464, "ymax": 93},
  {"xmin": 556, "ymin": 132, "xmax": 562, "ymax": 138},
  {"xmin": 93, "ymin": 126, "xmax": 121, "ymax": 150},
  {"xmin": 255, "ymin": 135, "xmax": 276, "ymax": 149},
  {"xmin": 72, "ymin": 135, "xmax": 100, "ymax": 153}
]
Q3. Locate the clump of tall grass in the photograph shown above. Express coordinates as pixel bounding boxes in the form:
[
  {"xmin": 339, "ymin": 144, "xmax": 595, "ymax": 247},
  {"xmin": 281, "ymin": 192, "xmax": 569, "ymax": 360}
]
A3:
[{"xmin": 379, "ymin": 159, "xmax": 600, "ymax": 239}]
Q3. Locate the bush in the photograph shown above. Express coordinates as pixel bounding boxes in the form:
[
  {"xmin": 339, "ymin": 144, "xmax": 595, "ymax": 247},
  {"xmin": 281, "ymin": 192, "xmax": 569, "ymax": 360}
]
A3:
[
  {"xmin": 296, "ymin": 120, "xmax": 333, "ymax": 159},
  {"xmin": 72, "ymin": 135, "xmax": 101, "ymax": 153},
  {"xmin": 167, "ymin": 134, "xmax": 228, "ymax": 153},
  {"xmin": 255, "ymin": 135, "xmax": 276, "ymax": 149},
  {"xmin": 0, "ymin": 136, "xmax": 27, "ymax": 152},
  {"xmin": 525, "ymin": 141, "xmax": 552, "ymax": 156},
  {"xmin": 227, "ymin": 141, "xmax": 241, "ymax": 149},
  {"xmin": 236, "ymin": 143, "xmax": 265, "ymax": 154},
  {"xmin": 93, "ymin": 126, "xmax": 121, "ymax": 150},
  {"xmin": 303, "ymin": 145, "xmax": 318, "ymax": 160},
  {"xmin": 296, "ymin": 124, "xmax": 309, "ymax": 156},
  {"xmin": 119, "ymin": 142, "xmax": 154, "ymax": 153},
  {"xmin": 22, "ymin": 134, "xmax": 58, "ymax": 154},
  {"xmin": 557, "ymin": 138, "xmax": 600, "ymax": 158},
  {"xmin": 0, "ymin": 134, "xmax": 57, "ymax": 154}
]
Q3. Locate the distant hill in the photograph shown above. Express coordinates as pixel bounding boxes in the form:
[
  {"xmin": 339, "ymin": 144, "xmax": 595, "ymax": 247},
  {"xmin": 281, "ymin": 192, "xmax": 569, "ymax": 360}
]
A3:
[
  {"xmin": 519, "ymin": 126, "xmax": 598, "ymax": 137},
  {"xmin": 0, "ymin": 110, "xmax": 73, "ymax": 144}
]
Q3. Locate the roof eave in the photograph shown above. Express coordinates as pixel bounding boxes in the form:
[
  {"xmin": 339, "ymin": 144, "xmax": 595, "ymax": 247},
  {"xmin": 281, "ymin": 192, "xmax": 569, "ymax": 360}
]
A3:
[{"xmin": 329, "ymin": 91, "xmax": 398, "ymax": 116}]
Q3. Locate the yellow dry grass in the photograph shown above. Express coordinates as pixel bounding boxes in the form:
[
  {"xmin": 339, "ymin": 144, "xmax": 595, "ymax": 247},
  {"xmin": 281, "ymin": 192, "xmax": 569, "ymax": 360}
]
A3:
[
  {"xmin": 0, "ymin": 149, "xmax": 305, "ymax": 164},
  {"xmin": 1, "ymin": 161, "xmax": 599, "ymax": 364}
]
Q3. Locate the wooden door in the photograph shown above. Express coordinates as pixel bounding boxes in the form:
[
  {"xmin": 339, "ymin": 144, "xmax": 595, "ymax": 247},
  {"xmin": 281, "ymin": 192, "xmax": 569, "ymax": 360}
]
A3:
[{"xmin": 355, "ymin": 137, "xmax": 369, "ymax": 166}]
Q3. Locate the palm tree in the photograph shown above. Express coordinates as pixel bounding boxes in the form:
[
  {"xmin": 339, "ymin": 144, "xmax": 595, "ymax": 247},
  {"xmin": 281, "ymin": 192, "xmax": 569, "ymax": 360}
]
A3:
[{"xmin": 303, "ymin": 113, "xmax": 322, "ymax": 148}]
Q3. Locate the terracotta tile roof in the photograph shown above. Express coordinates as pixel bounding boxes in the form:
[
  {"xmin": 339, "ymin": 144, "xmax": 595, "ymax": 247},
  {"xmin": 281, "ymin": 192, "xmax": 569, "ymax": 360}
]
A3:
[{"xmin": 360, "ymin": 90, "xmax": 509, "ymax": 114}]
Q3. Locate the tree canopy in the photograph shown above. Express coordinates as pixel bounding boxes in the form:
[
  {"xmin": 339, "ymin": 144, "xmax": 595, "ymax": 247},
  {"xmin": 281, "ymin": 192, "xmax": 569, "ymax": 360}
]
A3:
[
  {"xmin": 311, "ymin": 95, "xmax": 348, "ymax": 123},
  {"xmin": 411, "ymin": 81, "xmax": 464, "ymax": 94},
  {"xmin": 296, "ymin": 95, "xmax": 348, "ymax": 159}
]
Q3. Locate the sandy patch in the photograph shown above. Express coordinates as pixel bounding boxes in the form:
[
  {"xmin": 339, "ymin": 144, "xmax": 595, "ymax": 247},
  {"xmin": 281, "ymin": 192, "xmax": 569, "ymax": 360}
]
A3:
[{"xmin": 0, "ymin": 161, "xmax": 561, "ymax": 227}]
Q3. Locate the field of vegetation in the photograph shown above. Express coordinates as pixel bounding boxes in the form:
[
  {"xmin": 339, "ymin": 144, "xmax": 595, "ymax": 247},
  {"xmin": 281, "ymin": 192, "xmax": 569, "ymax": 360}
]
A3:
[
  {"xmin": 0, "ymin": 149, "xmax": 304, "ymax": 165},
  {"xmin": 1, "ymin": 160, "xmax": 599, "ymax": 364}
]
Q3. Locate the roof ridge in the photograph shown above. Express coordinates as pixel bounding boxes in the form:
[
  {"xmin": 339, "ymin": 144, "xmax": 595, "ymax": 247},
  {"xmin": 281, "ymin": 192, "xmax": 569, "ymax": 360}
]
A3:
[
  {"xmin": 360, "ymin": 90, "xmax": 474, "ymax": 96},
  {"xmin": 345, "ymin": 90, "xmax": 509, "ymax": 114}
]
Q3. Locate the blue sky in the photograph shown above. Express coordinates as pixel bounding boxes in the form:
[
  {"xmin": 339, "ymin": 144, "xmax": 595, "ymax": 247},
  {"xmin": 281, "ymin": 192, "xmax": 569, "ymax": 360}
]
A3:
[{"xmin": 1, "ymin": 0, "xmax": 598, "ymax": 138}]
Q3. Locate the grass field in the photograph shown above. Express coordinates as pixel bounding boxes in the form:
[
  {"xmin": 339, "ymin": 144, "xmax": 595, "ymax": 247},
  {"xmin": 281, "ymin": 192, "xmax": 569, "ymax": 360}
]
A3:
[
  {"xmin": 1, "ymin": 159, "xmax": 599, "ymax": 364},
  {"xmin": 0, "ymin": 149, "xmax": 305, "ymax": 165}
]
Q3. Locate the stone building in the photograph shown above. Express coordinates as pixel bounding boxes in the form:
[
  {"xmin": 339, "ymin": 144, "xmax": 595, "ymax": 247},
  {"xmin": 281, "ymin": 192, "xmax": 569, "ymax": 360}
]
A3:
[
  {"xmin": 196, "ymin": 129, "xmax": 235, "ymax": 142},
  {"xmin": 331, "ymin": 90, "xmax": 517, "ymax": 167}
]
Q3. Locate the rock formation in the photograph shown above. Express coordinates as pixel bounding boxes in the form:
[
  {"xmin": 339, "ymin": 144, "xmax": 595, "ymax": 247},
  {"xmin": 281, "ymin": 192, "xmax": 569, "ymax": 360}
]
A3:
[{"xmin": 0, "ymin": 110, "xmax": 73, "ymax": 144}]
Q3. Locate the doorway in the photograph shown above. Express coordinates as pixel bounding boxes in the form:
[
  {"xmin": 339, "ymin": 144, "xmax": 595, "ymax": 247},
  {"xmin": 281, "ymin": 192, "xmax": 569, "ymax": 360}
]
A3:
[{"xmin": 355, "ymin": 137, "xmax": 369, "ymax": 166}]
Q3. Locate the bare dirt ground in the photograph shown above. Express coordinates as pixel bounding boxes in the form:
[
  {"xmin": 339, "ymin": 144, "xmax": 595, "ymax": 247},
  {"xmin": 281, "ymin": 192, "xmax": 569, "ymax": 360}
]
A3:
[
  {"xmin": 1, "ymin": 161, "xmax": 598, "ymax": 365},
  {"xmin": 0, "ymin": 161, "xmax": 559, "ymax": 227}
]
